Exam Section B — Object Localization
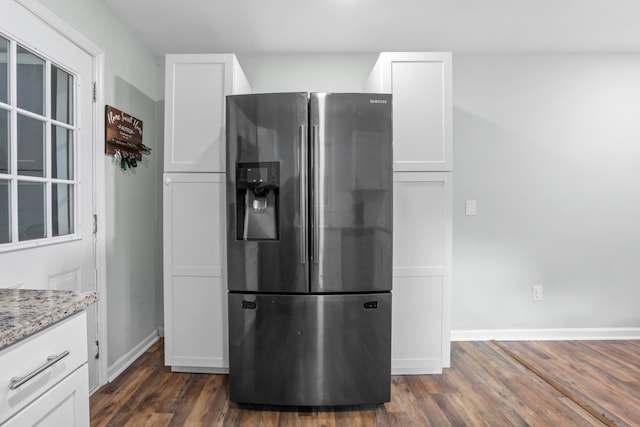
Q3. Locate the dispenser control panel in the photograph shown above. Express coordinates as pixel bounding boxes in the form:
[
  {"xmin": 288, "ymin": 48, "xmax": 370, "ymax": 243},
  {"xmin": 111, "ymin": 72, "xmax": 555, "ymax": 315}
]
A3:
[{"xmin": 236, "ymin": 162, "xmax": 279, "ymax": 189}]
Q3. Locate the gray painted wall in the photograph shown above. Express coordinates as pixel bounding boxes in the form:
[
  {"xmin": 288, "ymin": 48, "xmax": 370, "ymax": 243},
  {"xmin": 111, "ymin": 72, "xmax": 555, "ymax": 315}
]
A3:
[
  {"xmin": 453, "ymin": 54, "xmax": 640, "ymax": 331},
  {"xmin": 37, "ymin": 0, "xmax": 164, "ymax": 368}
]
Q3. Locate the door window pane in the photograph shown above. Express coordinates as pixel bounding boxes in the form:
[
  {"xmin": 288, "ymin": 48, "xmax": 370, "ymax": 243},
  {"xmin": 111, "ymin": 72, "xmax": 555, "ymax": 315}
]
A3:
[
  {"xmin": 52, "ymin": 183, "xmax": 73, "ymax": 236},
  {"xmin": 52, "ymin": 125, "xmax": 73, "ymax": 180},
  {"xmin": 18, "ymin": 181, "xmax": 45, "ymax": 241},
  {"xmin": 1, "ymin": 34, "xmax": 79, "ymax": 248},
  {"xmin": 51, "ymin": 66, "xmax": 73, "ymax": 125},
  {"xmin": 17, "ymin": 114, "xmax": 45, "ymax": 177},
  {"xmin": 0, "ymin": 37, "xmax": 7, "ymax": 104},
  {"xmin": 0, "ymin": 109, "xmax": 8, "ymax": 174},
  {"xmin": 17, "ymin": 45, "xmax": 45, "ymax": 115},
  {"xmin": 0, "ymin": 180, "xmax": 9, "ymax": 243}
]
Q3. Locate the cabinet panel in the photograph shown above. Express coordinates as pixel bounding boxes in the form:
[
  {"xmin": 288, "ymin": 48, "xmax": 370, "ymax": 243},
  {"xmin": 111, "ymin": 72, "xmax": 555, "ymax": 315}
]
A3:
[
  {"xmin": 392, "ymin": 276, "xmax": 444, "ymax": 374},
  {"xmin": 164, "ymin": 54, "xmax": 250, "ymax": 172},
  {"xmin": 171, "ymin": 277, "xmax": 227, "ymax": 368},
  {"xmin": 169, "ymin": 61, "xmax": 226, "ymax": 171},
  {"xmin": 393, "ymin": 178, "xmax": 445, "ymax": 273},
  {"xmin": 392, "ymin": 60, "xmax": 446, "ymax": 169},
  {"xmin": 392, "ymin": 172, "xmax": 451, "ymax": 374},
  {"xmin": 365, "ymin": 52, "xmax": 452, "ymax": 172},
  {"xmin": 168, "ymin": 176, "xmax": 223, "ymax": 276},
  {"xmin": 163, "ymin": 173, "xmax": 227, "ymax": 370}
]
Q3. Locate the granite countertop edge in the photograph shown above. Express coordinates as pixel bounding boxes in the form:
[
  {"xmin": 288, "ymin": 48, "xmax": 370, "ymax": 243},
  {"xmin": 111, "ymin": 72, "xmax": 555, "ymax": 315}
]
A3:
[{"xmin": 0, "ymin": 289, "xmax": 99, "ymax": 352}]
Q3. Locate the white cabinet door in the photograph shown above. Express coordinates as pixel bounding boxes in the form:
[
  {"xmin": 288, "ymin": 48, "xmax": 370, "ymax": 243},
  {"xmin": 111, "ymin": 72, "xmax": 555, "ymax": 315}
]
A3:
[
  {"xmin": 164, "ymin": 54, "xmax": 250, "ymax": 172},
  {"xmin": 163, "ymin": 173, "xmax": 228, "ymax": 370},
  {"xmin": 3, "ymin": 365, "xmax": 89, "ymax": 427},
  {"xmin": 0, "ymin": 312, "xmax": 88, "ymax": 423},
  {"xmin": 392, "ymin": 172, "xmax": 452, "ymax": 374},
  {"xmin": 365, "ymin": 52, "xmax": 452, "ymax": 172}
]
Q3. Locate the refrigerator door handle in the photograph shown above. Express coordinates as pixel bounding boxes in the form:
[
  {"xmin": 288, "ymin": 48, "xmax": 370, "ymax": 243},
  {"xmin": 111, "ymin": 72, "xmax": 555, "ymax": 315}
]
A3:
[
  {"xmin": 299, "ymin": 124, "xmax": 307, "ymax": 264},
  {"xmin": 312, "ymin": 124, "xmax": 320, "ymax": 264}
]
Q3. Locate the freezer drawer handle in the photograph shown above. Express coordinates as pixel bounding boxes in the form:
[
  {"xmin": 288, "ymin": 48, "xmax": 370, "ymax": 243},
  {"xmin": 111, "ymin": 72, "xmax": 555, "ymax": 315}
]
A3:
[
  {"xmin": 363, "ymin": 301, "xmax": 378, "ymax": 310},
  {"xmin": 9, "ymin": 350, "xmax": 70, "ymax": 390},
  {"xmin": 242, "ymin": 301, "xmax": 257, "ymax": 309}
]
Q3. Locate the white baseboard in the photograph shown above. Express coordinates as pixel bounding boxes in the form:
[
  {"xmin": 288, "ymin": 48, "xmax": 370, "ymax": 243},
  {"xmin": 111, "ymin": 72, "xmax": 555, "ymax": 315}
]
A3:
[
  {"xmin": 392, "ymin": 358, "xmax": 444, "ymax": 375},
  {"xmin": 451, "ymin": 327, "xmax": 640, "ymax": 342},
  {"xmin": 171, "ymin": 366, "xmax": 229, "ymax": 374},
  {"xmin": 108, "ymin": 329, "xmax": 160, "ymax": 382}
]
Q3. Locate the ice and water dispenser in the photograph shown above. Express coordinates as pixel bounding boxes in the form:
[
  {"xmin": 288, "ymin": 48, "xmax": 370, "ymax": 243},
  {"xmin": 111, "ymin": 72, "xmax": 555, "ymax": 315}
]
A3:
[{"xmin": 235, "ymin": 162, "xmax": 280, "ymax": 240}]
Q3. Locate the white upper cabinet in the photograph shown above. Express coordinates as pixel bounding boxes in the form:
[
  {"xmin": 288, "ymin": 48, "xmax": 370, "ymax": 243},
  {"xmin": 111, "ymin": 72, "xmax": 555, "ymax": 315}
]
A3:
[
  {"xmin": 365, "ymin": 52, "xmax": 452, "ymax": 172},
  {"xmin": 164, "ymin": 54, "xmax": 251, "ymax": 172}
]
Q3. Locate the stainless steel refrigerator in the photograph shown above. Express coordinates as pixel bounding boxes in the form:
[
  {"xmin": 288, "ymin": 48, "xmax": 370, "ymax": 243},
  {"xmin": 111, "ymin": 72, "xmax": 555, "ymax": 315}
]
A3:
[{"xmin": 226, "ymin": 92, "xmax": 392, "ymax": 406}]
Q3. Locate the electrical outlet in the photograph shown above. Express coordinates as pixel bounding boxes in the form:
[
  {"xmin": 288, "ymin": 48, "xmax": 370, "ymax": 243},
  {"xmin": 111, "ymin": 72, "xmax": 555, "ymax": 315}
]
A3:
[{"xmin": 532, "ymin": 285, "xmax": 543, "ymax": 301}]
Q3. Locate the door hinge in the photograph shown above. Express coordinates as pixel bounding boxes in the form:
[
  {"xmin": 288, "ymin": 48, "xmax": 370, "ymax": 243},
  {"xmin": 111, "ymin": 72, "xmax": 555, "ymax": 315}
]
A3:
[
  {"xmin": 95, "ymin": 340, "xmax": 99, "ymax": 360},
  {"xmin": 92, "ymin": 82, "xmax": 97, "ymax": 102},
  {"xmin": 93, "ymin": 214, "xmax": 97, "ymax": 234}
]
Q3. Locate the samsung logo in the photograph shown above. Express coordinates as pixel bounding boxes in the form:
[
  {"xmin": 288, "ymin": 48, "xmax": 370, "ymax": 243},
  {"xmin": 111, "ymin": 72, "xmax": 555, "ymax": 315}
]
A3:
[{"xmin": 369, "ymin": 99, "xmax": 387, "ymax": 104}]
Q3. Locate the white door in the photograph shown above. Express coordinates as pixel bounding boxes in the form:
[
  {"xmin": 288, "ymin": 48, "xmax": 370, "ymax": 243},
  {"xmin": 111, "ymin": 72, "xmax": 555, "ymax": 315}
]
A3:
[{"xmin": 0, "ymin": 1, "xmax": 98, "ymax": 389}]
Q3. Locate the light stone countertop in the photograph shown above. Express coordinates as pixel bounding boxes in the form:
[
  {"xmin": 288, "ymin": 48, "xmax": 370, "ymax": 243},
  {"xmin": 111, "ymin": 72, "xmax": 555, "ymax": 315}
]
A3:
[{"xmin": 0, "ymin": 289, "xmax": 98, "ymax": 351}]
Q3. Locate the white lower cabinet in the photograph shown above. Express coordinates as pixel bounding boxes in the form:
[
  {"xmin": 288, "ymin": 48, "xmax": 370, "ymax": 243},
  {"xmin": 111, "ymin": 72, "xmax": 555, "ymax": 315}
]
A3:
[
  {"xmin": 392, "ymin": 172, "xmax": 452, "ymax": 374},
  {"xmin": 3, "ymin": 365, "xmax": 89, "ymax": 427},
  {"xmin": 163, "ymin": 173, "xmax": 228, "ymax": 371},
  {"xmin": 0, "ymin": 313, "xmax": 89, "ymax": 426}
]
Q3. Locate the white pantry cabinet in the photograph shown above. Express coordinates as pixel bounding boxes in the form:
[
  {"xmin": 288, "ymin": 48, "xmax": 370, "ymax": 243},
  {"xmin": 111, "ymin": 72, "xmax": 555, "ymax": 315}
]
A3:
[
  {"xmin": 365, "ymin": 52, "xmax": 452, "ymax": 172},
  {"xmin": 0, "ymin": 313, "xmax": 89, "ymax": 426},
  {"xmin": 392, "ymin": 173, "xmax": 452, "ymax": 374},
  {"xmin": 164, "ymin": 54, "xmax": 251, "ymax": 172},
  {"xmin": 163, "ymin": 173, "xmax": 228, "ymax": 372},
  {"xmin": 163, "ymin": 53, "xmax": 250, "ymax": 371}
]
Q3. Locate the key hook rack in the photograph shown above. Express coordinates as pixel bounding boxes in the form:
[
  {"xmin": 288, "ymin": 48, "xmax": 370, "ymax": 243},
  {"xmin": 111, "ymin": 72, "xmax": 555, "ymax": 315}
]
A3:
[
  {"xmin": 105, "ymin": 105, "xmax": 151, "ymax": 169},
  {"xmin": 106, "ymin": 137, "xmax": 151, "ymax": 160}
]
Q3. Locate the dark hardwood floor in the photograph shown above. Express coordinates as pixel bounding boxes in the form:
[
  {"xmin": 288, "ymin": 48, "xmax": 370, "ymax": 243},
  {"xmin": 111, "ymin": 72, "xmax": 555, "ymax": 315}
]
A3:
[{"xmin": 90, "ymin": 339, "xmax": 640, "ymax": 426}]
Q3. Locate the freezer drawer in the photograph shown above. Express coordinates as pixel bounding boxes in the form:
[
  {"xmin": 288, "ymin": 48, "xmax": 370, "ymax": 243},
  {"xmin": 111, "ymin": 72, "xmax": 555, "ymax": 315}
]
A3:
[{"xmin": 228, "ymin": 292, "xmax": 391, "ymax": 406}]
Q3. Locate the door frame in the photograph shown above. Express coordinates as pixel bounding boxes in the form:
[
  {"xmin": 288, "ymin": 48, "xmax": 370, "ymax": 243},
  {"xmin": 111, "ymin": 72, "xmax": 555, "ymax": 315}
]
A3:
[{"xmin": 14, "ymin": 0, "xmax": 108, "ymax": 391}]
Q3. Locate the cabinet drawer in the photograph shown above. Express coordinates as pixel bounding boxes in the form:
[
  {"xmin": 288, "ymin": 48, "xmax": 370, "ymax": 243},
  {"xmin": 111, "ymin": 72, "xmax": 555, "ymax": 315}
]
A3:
[
  {"xmin": 0, "ymin": 312, "xmax": 88, "ymax": 423},
  {"xmin": 1, "ymin": 364, "xmax": 89, "ymax": 427}
]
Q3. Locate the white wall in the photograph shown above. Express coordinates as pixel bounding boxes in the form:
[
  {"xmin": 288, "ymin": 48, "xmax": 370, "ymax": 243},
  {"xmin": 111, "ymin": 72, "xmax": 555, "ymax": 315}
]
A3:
[
  {"xmin": 37, "ymin": 0, "xmax": 164, "ymax": 370},
  {"xmin": 453, "ymin": 54, "xmax": 640, "ymax": 334},
  {"xmin": 237, "ymin": 54, "xmax": 378, "ymax": 93}
]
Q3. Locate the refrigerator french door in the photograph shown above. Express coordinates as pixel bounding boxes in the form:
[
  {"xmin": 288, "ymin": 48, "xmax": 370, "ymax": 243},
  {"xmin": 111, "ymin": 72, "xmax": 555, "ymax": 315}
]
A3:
[{"xmin": 226, "ymin": 92, "xmax": 392, "ymax": 406}]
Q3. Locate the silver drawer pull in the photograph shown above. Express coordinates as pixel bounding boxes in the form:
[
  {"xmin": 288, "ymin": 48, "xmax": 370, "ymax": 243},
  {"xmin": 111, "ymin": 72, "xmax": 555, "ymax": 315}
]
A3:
[{"xmin": 9, "ymin": 351, "xmax": 70, "ymax": 390}]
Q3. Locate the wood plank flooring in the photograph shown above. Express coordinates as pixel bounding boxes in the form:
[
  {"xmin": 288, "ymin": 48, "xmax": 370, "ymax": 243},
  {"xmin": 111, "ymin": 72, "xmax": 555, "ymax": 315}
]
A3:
[
  {"xmin": 90, "ymin": 339, "xmax": 640, "ymax": 426},
  {"xmin": 498, "ymin": 340, "xmax": 640, "ymax": 427}
]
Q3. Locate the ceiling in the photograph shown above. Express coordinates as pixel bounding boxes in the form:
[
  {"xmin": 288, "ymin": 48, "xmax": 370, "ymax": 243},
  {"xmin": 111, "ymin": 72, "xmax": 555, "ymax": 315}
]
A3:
[{"xmin": 102, "ymin": 0, "xmax": 640, "ymax": 55}]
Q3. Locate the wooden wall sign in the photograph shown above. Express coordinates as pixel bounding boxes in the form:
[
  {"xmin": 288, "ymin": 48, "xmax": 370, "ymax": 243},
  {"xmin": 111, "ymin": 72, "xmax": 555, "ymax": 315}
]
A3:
[{"xmin": 105, "ymin": 105, "xmax": 144, "ymax": 160}]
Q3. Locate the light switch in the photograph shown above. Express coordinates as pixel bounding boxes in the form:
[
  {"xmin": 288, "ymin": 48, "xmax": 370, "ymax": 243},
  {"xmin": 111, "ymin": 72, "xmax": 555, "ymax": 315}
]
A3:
[{"xmin": 465, "ymin": 200, "xmax": 477, "ymax": 216}]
